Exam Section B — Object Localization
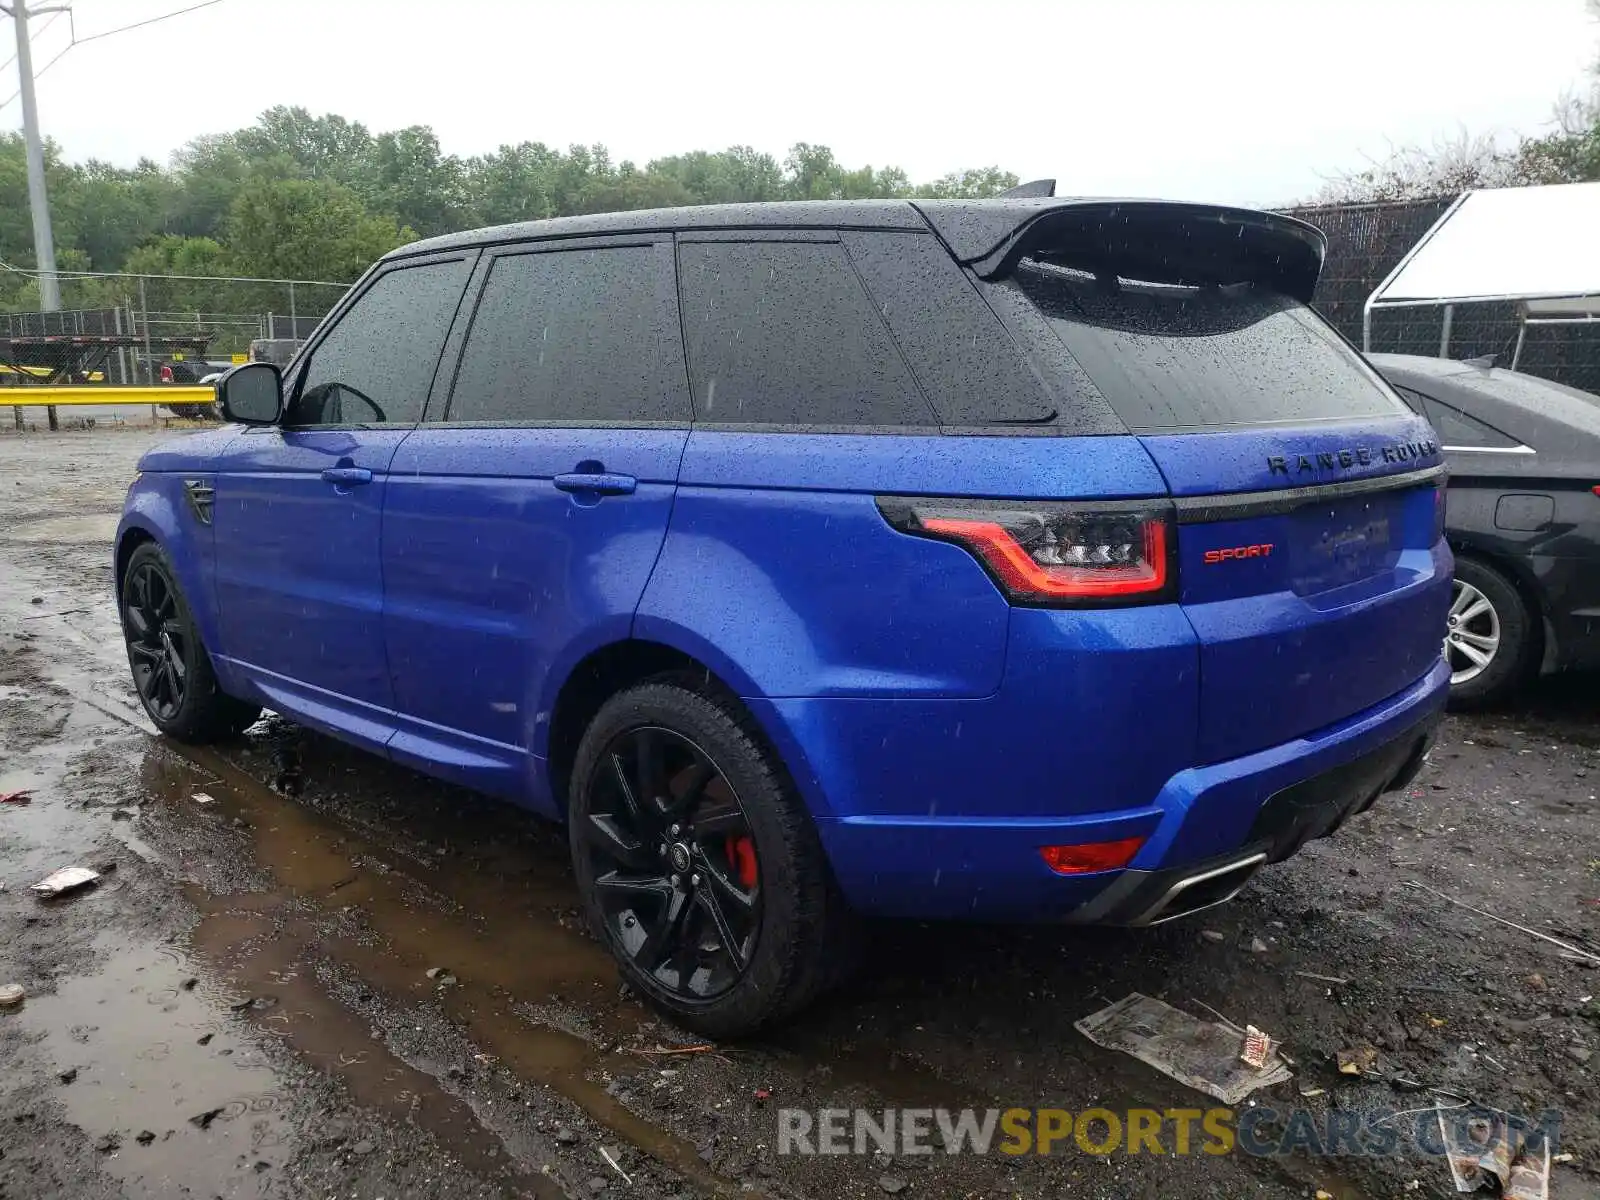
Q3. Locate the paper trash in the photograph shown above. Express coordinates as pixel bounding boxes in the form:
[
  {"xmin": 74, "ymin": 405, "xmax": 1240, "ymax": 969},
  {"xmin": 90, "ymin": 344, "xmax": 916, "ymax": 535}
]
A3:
[{"xmin": 1075, "ymin": 993, "xmax": 1293, "ymax": 1104}]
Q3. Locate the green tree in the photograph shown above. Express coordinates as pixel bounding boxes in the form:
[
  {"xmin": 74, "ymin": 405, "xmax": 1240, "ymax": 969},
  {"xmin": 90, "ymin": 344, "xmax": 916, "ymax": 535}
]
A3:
[
  {"xmin": 226, "ymin": 177, "xmax": 415, "ymax": 282},
  {"xmin": 916, "ymin": 166, "xmax": 1021, "ymax": 199},
  {"xmin": 121, "ymin": 236, "xmax": 231, "ymax": 313},
  {"xmin": 55, "ymin": 158, "xmax": 174, "ymax": 270}
]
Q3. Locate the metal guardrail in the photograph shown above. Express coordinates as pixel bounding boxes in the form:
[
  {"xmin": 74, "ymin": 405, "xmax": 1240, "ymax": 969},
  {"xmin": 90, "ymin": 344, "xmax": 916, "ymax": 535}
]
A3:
[{"xmin": 4, "ymin": 386, "xmax": 215, "ymax": 406}]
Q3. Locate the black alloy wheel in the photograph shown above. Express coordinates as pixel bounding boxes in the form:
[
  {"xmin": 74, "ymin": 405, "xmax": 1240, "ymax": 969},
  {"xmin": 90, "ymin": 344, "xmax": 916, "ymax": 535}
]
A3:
[
  {"xmin": 123, "ymin": 559, "xmax": 190, "ymax": 722},
  {"xmin": 580, "ymin": 726, "xmax": 761, "ymax": 1002}
]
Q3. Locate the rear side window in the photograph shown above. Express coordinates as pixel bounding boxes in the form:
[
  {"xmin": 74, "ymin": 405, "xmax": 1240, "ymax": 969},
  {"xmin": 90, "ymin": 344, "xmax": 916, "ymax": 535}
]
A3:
[
  {"xmin": 448, "ymin": 244, "xmax": 690, "ymax": 424},
  {"xmin": 843, "ymin": 230, "xmax": 1105, "ymax": 429},
  {"xmin": 1403, "ymin": 390, "xmax": 1520, "ymax": 449},
  {"xmin": 677, "ymin": 239, "xmax": 936, "ymax": 427},
  {"xmin": 291, "ymin": 257, "xmax": 472, "ymax": 427},
  {"xmin": 987, "ymin": 261, "xmax": 1406, "ymax": 434}
]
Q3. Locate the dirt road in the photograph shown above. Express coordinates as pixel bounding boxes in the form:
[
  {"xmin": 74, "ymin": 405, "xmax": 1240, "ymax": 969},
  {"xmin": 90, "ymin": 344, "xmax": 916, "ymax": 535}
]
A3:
[{"xmin": 2, "ymin": 427, "xmax": 1596, "ymax": 1200}]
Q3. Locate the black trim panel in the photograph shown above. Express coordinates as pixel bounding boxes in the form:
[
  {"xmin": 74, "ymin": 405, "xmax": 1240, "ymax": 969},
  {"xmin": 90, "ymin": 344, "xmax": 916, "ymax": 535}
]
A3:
[{"xmin": 1173, "ymin": 465, "xmax": 1445, "ymax": 524}]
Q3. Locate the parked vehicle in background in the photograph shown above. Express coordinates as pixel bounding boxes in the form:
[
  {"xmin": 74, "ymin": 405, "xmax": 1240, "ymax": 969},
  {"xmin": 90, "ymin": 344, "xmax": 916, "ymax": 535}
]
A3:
[
  {"xmin": 135, "ymin": 354, "xmax": 222, "ymax": 420},
  {"xmin": 248, "ymin": 338, "xmax": 303, "ymax": 369},
  {"xmin": 116, "ymin": 197, "xmax": 1452, "ymax": 1035},
  {"xmin": 1371, "ymin": 354, "xmax": 1600, "ymax": 706}
]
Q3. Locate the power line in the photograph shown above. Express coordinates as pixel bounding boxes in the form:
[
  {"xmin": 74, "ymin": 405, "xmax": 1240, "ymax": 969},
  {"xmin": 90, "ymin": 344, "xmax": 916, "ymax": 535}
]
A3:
[
  {"xmin": 0, "ymin": 31, "xmax": 65, "ymax": 109},
  {"xmin": 73, "ymin": 0, "xmax": 224, "ymax": 45},
  {"xmin": 2, "ymin": 2, "xmax": 227, "ymax": 112},
  {"xmin": 0, "ymin": 8, "xmax": 60, "ymax": 74}
]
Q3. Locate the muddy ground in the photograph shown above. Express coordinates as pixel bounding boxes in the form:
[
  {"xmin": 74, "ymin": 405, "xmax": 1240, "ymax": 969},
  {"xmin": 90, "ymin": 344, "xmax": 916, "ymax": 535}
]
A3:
[{"xmin": 1, "ymin": 426, "xmax": 1596, "ymax": 1200}]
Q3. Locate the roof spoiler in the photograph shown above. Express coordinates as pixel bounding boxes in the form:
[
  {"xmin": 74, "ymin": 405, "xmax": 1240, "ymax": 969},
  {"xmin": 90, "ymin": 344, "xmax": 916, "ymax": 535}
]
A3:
[{"xmin": 912, "ymin": 199, "xmax": 1328, "ymax": 302}]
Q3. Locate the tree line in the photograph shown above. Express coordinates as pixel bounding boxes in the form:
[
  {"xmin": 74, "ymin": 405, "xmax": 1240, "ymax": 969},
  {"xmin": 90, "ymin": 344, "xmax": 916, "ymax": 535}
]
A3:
[{"xmin": 0, "ymin": 106, "xmax": 1019, "ymax": 319}]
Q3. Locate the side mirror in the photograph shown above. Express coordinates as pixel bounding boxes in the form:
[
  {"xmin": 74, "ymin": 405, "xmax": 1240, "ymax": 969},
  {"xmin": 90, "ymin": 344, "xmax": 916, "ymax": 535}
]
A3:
[{"xmin": 218, "ymin": 362, "xmax": 283, "ymax": 425}]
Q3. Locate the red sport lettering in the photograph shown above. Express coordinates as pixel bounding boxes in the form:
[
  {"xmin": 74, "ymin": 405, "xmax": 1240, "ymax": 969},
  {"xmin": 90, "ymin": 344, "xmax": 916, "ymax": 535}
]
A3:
[{"xmin": 1203, "ymin": 543, "xmax": 1274, "ymax": 565}]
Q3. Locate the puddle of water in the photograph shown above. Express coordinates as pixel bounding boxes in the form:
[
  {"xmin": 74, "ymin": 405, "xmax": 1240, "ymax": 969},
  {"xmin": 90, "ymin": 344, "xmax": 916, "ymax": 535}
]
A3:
[
  {"xmin": 186, "ymin": 899, "xmax": 553, "ymax": 1195},
  {"xmin": 16, "ymin": 937, "xmax": 291, "ymax": 1200},
  {"xmin": 134, "ymin": 738, "xmax": 745, "ymax": 1197}
]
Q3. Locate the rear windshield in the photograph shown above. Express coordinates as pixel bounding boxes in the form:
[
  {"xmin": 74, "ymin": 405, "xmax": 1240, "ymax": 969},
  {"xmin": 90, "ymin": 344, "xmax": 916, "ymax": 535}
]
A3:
[{"xmin": 989, "ymin": 261, "xmax": 1406, "ymax": 434}]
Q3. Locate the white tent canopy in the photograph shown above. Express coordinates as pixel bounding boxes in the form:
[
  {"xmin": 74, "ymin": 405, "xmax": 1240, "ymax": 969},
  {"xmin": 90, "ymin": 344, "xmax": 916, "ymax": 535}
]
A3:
[
  {"xmin": 1522, "ymin": 295, "xmax": 1600, "ymax": 318},
  {"xmin": 1363, "ymin": 182, "xmax": 1600, "ymax": 353}
]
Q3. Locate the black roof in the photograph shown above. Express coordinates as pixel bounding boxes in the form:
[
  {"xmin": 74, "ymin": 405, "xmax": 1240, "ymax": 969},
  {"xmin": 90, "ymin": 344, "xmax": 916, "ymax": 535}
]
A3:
[
  {"xmin": 393, "ymin": 197, "xmax": 1327, "ymax": 294},
  {"xmin": 394, "ymin": 200, "xmax": 928, "ymax": 259}
]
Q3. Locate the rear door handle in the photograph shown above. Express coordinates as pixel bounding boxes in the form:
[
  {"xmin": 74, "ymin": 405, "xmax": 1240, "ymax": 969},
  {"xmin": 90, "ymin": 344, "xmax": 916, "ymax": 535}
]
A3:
[
  {"xmin": 554, "ymin": 472, "xmax": 637, "ymax": 497},
  {"xmin": 321, "ymin": 466, "xmax": 373, "ymax": 486}
]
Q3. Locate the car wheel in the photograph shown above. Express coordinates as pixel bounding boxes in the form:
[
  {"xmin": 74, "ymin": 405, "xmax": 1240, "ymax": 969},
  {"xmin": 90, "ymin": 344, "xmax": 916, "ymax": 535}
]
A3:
[
  {"xmin": 568, "ymin": 680, "xmax": 854, "ymax": 1037},
  {"xmin": 120, "ymin": 543, "xmax": 261, "ymax": 742},
  {"xmin": 1445, "ymin": 556, "xmax": 1538, "ymax": 709}
]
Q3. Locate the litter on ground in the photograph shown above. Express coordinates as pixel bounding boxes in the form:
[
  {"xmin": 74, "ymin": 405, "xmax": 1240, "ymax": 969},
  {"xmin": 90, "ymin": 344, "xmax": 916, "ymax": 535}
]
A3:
[
  {"xmin": 30, "ymin": 866, "xmax": 100, "ymax": 898},
  {"xmin": 1075, "ymin": 993, "xmax": 1293, "ymax": 1104}
]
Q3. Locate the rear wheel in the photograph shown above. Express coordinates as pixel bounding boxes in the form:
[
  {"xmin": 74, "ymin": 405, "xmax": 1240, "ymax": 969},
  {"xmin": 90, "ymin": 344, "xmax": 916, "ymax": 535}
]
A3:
[
  {"xmin": 568, "ymin": 681, "xmax": 853, "ymax": 1037},
  {"xmin": 120, "ymin": 543, "xmax": 260, "ymax": 741},
  {"xmin": 1446, "ymin": 556, "xmax": 1538, "ymax": 709}
]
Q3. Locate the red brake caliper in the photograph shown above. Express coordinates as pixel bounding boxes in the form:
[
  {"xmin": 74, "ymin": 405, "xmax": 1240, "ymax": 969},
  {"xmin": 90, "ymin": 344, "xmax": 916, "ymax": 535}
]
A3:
[{"xmin": 724, "ymin": 834, "xmax": 759, "ymax": 889}]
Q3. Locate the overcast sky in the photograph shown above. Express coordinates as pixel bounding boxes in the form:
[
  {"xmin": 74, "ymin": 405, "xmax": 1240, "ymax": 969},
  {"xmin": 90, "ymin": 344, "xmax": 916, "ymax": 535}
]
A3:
[{"xmin": 4, "ymin": 0, "xmax": 1597, "ymax": 207}]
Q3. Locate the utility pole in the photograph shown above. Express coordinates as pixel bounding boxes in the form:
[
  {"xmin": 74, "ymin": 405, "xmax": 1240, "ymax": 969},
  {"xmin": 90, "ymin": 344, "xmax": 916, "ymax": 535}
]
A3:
[{"xmin": 3, "ymin": 0, "xmax": 68, "ymax": 431}]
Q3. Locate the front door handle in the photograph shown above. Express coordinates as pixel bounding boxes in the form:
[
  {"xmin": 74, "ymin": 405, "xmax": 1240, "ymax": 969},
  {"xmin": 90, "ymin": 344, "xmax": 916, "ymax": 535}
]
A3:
[
  {"xmin": 321, "ymin": 466, "xmax": 373, "ymax": 486},
  {"xmin": 553, "ymin": 471, "xmax": 637, "ymax": 497}
]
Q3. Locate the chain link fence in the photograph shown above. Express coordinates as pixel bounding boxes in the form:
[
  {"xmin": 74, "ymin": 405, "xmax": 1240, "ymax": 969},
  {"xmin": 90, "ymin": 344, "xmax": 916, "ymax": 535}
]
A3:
[
  {"xmin": 1, "ymin": 275, "xmax": 348, "ymax": 385},
  {"xmin": 1283, "ymin": 198, "xmax": 1600, "ymax": 395}
]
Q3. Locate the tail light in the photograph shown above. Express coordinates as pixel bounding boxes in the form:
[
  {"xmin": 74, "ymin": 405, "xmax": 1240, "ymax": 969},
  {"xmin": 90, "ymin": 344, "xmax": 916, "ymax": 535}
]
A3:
[
  {"xmin": 877, "ymin": 497, "xmax": 1175, "ymax": 606},
  {"xmin": 1040, "ymin": 836, "xmax": 1146, "ymax": 875},
  {"xmin": 159, "ymin": 364, "xmax": 174, "ymax": 383}
]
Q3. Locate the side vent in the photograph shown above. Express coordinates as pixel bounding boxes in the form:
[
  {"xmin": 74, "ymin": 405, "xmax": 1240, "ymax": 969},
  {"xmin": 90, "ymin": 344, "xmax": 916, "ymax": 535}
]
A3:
[{"xmin": 183, "ymin": 479, "xmax": 215, "ymax": 525}]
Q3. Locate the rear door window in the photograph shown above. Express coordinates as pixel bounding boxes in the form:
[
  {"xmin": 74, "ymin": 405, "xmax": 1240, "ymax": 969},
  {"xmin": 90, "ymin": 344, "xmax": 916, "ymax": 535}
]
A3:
[
  {"xmin": 447, "ymin": 242, "xmax": 690, "ymax": 424},
  {"xmin": 677, "ymin": 238, "xmax": 936, "ymax": 428},
  {"xmin": 986, "ymin": 260, "xmax": 1406, "ymax": 434}
]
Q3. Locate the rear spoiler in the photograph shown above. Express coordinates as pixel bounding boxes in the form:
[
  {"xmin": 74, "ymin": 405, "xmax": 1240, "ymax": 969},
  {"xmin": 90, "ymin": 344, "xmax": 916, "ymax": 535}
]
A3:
[{"xmin": 912, "ymin": 199, "xmax": 1327, "ymax": 302}]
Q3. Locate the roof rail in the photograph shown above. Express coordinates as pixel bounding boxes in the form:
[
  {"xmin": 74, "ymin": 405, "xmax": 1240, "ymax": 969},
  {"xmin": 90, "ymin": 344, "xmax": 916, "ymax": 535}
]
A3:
[{"xmin": 999, "ymin": 179, "xmax": 1056, "ymax": 199}]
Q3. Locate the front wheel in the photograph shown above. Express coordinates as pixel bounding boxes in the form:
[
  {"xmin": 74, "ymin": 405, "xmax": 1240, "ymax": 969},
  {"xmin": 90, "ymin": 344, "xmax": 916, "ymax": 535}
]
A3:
[
  {"xmin": 120, "ymin": 542, "xmax": 260, "ymax": 741},
  {"xmin": 568, "ymin": 681, "xmax": 853, "ymax": 1037},
  {"xmin": 1446, "ymin": 556, "xmax": 1539, "ymax": 709}
]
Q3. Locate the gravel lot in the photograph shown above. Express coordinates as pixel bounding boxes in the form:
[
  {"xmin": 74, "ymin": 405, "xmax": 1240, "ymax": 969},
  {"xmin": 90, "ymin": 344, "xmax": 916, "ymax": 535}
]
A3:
[{"xmin": 2, "ymin": 426, "xmax": 1597, "ymax": 1200}]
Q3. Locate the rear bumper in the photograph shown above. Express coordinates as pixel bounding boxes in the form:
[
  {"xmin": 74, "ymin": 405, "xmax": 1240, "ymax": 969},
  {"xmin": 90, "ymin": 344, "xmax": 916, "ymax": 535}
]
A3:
[
  {"xmin": 1540, "ymin": 554, "xmax": 1600, "ymax": 672},
  {"xmin": 808, "ymin": 658, "xmax": 1449, "ymax": 921}
]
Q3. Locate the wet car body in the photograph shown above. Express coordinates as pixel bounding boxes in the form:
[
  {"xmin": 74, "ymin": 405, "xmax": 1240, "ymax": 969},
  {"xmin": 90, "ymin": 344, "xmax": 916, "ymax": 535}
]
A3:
[
  {"xmin": 116, "ymin": 197, "xmax": 1451, "ymax": 1032},
  {"xmin": 1371, "ymin": 353, "xmax": 1600, "ymax": 703}
]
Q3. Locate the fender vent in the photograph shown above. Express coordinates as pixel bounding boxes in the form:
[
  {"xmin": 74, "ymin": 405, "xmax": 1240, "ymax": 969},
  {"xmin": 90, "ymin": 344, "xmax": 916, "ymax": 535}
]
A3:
[{"xmin": 182, "ymin": 479, "xmax": 215, "ymax": 525}]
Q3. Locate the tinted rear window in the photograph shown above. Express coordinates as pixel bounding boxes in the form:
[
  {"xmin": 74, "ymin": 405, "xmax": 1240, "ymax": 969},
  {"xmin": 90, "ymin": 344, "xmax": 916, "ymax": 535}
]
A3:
[
  {"xmin": 448, "ymin": 244, "xmax": 690, "ymax": 425},
  {"xmin": 990, "ymin": 261, "xmax": 1405, "ymax": 434},
  {"xmin": 677, "ymin": 239, "xmax": 936, "ymax": 428}
]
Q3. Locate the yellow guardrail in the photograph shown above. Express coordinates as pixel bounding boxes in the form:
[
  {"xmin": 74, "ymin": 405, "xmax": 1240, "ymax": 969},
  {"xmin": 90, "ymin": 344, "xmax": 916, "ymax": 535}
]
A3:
[{"xmin": 2, "ymin": 386, "xmax": 216, "ymax": 406}]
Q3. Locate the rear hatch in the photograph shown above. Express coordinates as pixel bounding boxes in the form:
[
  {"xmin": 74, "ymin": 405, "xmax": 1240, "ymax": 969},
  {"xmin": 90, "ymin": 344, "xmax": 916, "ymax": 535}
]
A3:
[{"xmin": 962, "ymin": 203, "xmax": 1449, "ymax": 762}]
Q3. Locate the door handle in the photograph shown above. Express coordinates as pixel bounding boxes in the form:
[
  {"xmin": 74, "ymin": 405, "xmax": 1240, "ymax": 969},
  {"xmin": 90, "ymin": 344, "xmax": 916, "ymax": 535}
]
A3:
[
  {"xmin": 321, "ymin": 466, "xmax": 373, "ymax": 486},
  {"xmin": 554, "ymin": 471, "xmax": 637, "ymax": 497}
]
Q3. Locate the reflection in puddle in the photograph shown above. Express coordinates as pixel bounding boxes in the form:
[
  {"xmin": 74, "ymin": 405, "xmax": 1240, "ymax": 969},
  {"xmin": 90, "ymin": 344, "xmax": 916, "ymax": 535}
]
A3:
[{"xmin": 18, "ymin": 938, "xmax": 290, "ymax": 1200}]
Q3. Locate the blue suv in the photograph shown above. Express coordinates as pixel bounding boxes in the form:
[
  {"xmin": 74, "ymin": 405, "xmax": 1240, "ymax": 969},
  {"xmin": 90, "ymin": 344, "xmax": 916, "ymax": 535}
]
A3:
[{"xmin": 116, "ymin": 197, "xmax": 1452, "ymax": 1035}]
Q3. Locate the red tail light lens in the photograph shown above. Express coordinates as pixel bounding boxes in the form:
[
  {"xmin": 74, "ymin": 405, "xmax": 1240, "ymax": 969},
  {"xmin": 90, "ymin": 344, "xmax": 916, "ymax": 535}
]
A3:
[
  {"xmin": 1040, "ymin": 836, "xmax": 1146, "ymax": 875},
  {"xmin": 878, "ymin": 497, "xmax": 1174, "ymax": 606},
  {"xmin": 159, "ymin": 364, "xmax": 174, "ymax": 383}
]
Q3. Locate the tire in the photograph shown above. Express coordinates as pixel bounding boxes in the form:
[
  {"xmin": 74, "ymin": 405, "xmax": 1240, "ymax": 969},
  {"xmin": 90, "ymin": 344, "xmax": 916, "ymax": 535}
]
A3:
[
  {"xmin": 120, "ymin": 542, "xmax": 260, "ymax": 742},
  {"xmin": 1446, "ymin": 556, "xmax": 1539, "ymax": 710},
  {"xmin": 568, "ymin": 680, "xmax": 855, "ymax": 1038}
]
